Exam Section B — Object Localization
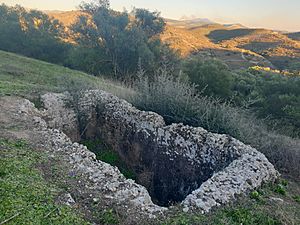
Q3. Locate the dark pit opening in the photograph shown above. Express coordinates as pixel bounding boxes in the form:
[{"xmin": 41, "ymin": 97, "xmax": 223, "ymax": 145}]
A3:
[
  {"xmin": 76, "ymin": 104, "xmax": 240, "ymax": 207},
  {"xmin": 79, "ymin": 133, "xmax": 237, "ymax": 207},
  {"xmin": 80, "ymin": 138, "xmax": 136, "ymax": 180},
  {"xmin": 39, "ymin": 93, "xmax": 247, "ymax": 207}
]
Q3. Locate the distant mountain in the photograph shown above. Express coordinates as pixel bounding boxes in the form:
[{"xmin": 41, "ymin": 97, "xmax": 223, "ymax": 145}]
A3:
[
  {"xmin": 165, "ymin": 18, "xmax": 216, "ymax": 29},
  {"xmin": 179, "ymin": 15, "xmax": 214, "ymax": 23},
  {"xmin": 223, "ymin": 23, "xmax": 247, "ymax": 29}
]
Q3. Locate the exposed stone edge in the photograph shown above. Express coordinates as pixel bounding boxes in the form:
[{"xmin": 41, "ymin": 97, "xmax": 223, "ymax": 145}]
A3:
[
  {"xmin": 41, "ymin": 90, "xmax": 279, "ymax": 213},
  {"xmin": 20, "ymin": 99, "xmax": 167, "ymax": 218},
  {"xmin": 182, "ymin": 149, "xmax": 279, "ymax": 213}
]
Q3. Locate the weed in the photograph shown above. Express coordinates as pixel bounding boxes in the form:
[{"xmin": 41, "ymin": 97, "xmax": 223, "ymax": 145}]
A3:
[
  {"xmin": 293, "ymin": 195, "xmax": 300, "ymax": 203},
  {"xmin": 274, "ymin": 184, "xmax": 286, "ymax": 195},
  {"xmin": 100, "ymin": 209, "xmax": 119, "ymax": 225},
  {"xmin": 250, "ymin": 191, "xmax": 262, "ymax": 201},
  {"xmin": 280, "ymin": 179, "xmax": 288, "ymax": 186}
]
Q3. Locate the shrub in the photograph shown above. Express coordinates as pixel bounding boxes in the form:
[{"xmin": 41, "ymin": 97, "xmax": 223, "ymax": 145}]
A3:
[
  {"xmin": 182, "ymin": 57, "xmax": 234, "ymax": 99},
  {"xmin": 133, "ymin": 69, "xmax": 241, "ymax": 136}
]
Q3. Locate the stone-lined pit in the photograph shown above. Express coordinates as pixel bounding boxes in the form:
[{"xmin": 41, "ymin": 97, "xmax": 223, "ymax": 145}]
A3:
[{"xmin": 40, "ymin": 90, "xmax": 278, "ymax": 211}]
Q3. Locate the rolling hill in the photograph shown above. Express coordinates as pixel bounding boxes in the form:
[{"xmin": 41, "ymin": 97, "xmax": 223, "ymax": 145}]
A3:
[
  {"xmin": 161, "ymin": 20, "xmax": 300, "ymax": 70},
  {"xmin": 47, "ymin": 10, "xmax": 84, "ymax": 27},
  {"xmin": 47, "ymin": 10, "xmax": 300, "ymax": 70}
]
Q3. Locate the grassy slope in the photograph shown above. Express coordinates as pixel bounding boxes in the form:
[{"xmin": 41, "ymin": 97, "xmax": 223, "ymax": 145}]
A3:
[
  {"xmin": 0, "ymin": 50, "xmax": 299, "ymax": 224},
  {"xmin": 0, "ymin": 50, "xmax": 133, "ymax": 99},
  {"xmin": 0, "ymin": 139, "xmax": 89, "ymax": 225}
]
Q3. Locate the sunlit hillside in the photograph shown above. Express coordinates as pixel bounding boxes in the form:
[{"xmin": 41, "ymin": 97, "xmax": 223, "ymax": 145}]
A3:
[
  {"xmin": 47, "ymin": 10, "xmax": 85, "ymax": 27},
  {"xmin": 48, "ymin": 10, "xmax": 300, "ymax": 70}
]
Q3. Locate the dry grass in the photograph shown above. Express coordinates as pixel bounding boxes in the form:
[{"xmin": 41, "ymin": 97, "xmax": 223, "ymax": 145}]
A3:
[{"xmin": 131, "ymin": 72, "xmax": 300, "ymax": 180}]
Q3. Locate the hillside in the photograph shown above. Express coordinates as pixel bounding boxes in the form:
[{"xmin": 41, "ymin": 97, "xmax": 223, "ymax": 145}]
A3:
[
  {"xmin": 161, "ymin": 20, "xmax": 300, "ymax": 70},
  {"xmin": 0, "ymin": 50, "xmax": 133, "ymax": 99},
  {"xmin": 212, "ymin": 28, "xmax": 300, "ymax": 69},
  {"xmin": 0, "ymin": 50, "xmax": 299, "ymax": 225},
  {"xmin": 161, "ymin": 23, "xmax": 274, "ymax": 69},
  {"xmin": 48, "ymin": 10, "xmax": 299, "ymax": 70},
  {"xmin": 47, "ymin": 10, "xmax": 85, "ymax": 27}
]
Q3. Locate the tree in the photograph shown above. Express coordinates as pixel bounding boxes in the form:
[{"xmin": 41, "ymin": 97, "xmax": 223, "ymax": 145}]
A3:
[
  {"xmin": 80, "ymin": 0, "xmax": 110, "ymax": 13},
  {"xmin": 133, "ymin": 8, "xmax": 165, "ymax": 38},
  {"xmin": 72, "ymin": 0, "xmax": 175, "ymax": 78},
  {"xmin": 0, "ymin": 4, "xmax": 69, "ymax": 64}
]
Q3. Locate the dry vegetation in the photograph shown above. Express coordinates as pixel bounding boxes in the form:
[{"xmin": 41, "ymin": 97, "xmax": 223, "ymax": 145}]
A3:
[{"xmin": 47, "ymin": 10, "xmax": 86, "ymax": 27}]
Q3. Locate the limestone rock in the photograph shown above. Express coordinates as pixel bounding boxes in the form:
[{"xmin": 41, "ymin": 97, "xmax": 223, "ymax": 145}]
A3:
[{"xmin": 40, "ymin": 90, "xmax": 279, "ymax": 212}]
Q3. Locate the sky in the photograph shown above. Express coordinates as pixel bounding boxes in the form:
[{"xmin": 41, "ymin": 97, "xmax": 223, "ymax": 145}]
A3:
[{"xmin": 1, "ymin": 0, "xmax": 300, "ymax": 32}]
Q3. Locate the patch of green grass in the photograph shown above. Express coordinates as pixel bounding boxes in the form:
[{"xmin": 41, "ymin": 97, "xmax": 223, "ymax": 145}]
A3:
[
  {"xmin": 99, "ymin": 209, "xmax": 119, "ymax": 225},
  {"xmin": 162, "ymin": 213, "xmax": 204, "ymax": 225},
  {"xmin": 293, "ymin": 195, "xmax": 300, "ymax": 203},
  {"xmin": 274, "ymin": 184, "xmax": 286, "ymax": 195},
  {"xmin": 218, "ymin": 208, "xmax": 280, "ymax": 225},
  {"xmin": 0, "ymin": 139, "xmax": 89, "ymax": 225},
  {"xmin": 97, "ymin": 149, "xmax": 136, "ymax": 180},
  {"xmin": 163, "ymin": 207, "xmax": 280, "ymax": 225},
  {"xmin": 97, "ymin": 150, "xmax": 120, "ymax": 165},
  {"xmin": 0, "ymin": 50, "xmax": 134, "ymax": 99},
  {"xmin": 81, "ymin": 139, "xmax": 103, "ymax": 151}
]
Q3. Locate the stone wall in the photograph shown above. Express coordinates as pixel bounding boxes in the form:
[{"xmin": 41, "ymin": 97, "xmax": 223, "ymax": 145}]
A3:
[{"xmin": 41, "ymin": 90, "xmax": 278, "ymax": 211}]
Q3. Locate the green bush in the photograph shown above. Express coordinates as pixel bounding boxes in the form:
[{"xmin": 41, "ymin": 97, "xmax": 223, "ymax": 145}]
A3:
[
  {"xmin": 183, "ymin": 57, "xmax": 234, "ymax": 99},
  {"xmin": 233, "ymin": 69, "xmax": 300, "ymax": 138}
]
